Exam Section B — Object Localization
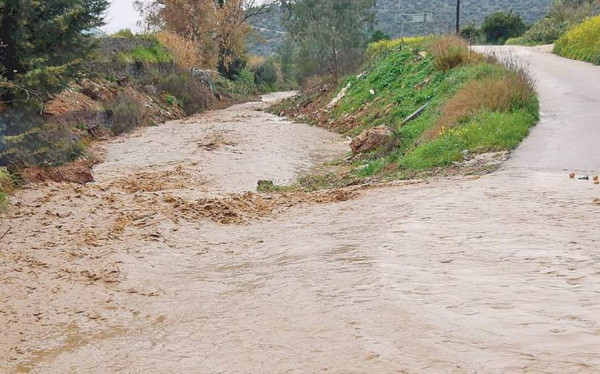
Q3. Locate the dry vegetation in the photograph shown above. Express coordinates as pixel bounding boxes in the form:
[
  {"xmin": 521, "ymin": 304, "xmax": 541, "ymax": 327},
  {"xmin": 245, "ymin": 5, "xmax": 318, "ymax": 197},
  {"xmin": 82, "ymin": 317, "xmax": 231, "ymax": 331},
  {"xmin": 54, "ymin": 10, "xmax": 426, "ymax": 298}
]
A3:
[
  {"xmin": 425, "ymin": 72, "xmax": 535, "ymax": 140},
  {"xmin": 428, "ymin": 35, "xmax": 483, "ymax": 71}
]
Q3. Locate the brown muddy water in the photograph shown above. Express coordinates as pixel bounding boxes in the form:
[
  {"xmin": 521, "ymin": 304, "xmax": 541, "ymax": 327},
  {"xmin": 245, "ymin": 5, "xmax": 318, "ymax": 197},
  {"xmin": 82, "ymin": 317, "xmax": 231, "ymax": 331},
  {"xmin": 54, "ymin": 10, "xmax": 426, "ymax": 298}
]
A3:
[{"xmin": 1, "ymin": 92, "xmax": 600, "ymax": 373}]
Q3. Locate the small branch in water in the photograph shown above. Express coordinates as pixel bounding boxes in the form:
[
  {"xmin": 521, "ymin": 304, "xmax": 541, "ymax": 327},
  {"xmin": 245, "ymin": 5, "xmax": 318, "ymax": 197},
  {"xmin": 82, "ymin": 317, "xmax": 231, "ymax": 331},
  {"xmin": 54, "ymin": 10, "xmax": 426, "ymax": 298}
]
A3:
[{"xmin": 0, "ymin": 226, "xmax": 12, "ymax": 242}]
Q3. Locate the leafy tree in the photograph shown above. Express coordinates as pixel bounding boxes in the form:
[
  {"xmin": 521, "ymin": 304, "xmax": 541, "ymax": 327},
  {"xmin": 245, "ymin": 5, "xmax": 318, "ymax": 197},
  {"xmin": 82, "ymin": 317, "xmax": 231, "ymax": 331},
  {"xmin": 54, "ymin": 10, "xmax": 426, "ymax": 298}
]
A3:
[
  {"xmin": 135, "ymin": 0, "xmax": 277, "ymax": 79},
  {"xmin": 369, "ymin": 30, "xmax": 391, "ymax": 43},
  {"xmin": 481, "ymin": 11, "xmax": 527, "ymax": 44},
  {"xmin": 0, "ymin": 0, "xmax": 109, "ymax": 105},
  {"xmin": 460, "ymin": 23, "xmax": 483, "ymax": 44},
  {"xmin": 281, "ymin": 0, "xmax": 375, "ymax": 81}
]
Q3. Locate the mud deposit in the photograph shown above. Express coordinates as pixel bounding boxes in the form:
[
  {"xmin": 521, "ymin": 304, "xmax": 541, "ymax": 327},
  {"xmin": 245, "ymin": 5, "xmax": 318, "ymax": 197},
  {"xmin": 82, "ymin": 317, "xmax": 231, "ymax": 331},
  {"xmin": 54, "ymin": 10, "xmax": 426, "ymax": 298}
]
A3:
[{"xmin": 1, "ymin": 92, "xmax": 600, "ymax": 373}]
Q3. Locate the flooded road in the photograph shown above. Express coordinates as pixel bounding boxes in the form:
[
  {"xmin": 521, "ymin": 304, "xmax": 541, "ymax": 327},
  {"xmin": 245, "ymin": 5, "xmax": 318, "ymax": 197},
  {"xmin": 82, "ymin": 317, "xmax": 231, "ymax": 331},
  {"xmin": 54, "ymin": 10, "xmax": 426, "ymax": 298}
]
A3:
[{"xmin": 1, "ymin": 84, "xmax": 600, "ymax": 373}]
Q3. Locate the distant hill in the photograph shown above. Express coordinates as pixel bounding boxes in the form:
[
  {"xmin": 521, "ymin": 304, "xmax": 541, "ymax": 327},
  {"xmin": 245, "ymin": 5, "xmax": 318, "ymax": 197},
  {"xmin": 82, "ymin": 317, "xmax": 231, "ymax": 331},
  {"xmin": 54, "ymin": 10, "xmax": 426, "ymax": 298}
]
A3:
[{"xmin": 248, "ymin": 0, "xmax": 552, "ymax": 55}]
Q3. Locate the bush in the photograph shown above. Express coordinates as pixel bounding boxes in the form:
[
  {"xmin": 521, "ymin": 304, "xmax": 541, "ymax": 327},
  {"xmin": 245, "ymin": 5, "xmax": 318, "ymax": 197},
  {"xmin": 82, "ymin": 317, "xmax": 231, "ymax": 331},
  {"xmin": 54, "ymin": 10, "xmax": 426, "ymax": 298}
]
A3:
[
  {"xmin": 554, "ymin": 15, "xmax": 600, "ymax": 64},
  {"xmin": 508, "ymin": 1, "xmax": 600, "ymax": 46},
  {"xmin": 254, "ymin": 60, "xmax": 278, "ymax": 88},
  {"xmin": 428, "ymin": 35, "xmax": 482, "ymax": 71},
  {"xmin": 515, "ymin": 17, "xmax": 570, "ymax": 45},
  {"xmin": 460, "ymin": 23, "xmax": 483, "ymax": 44},
  {"xmin": 156, "ymin": 31, "xmax": 208, "ymax": 69},
  {"xmin": 369, "ymin": 30, "xmax": 391, "ymax": 43},
  {"xmin": 112, "ymin": 29, "xmax": 135, "ymax": 38},
  {"xmin": 0, "ymin": 106, "xmax": 85, "ymax": 167},
  {"xmin": 482, "ymin": 11, "xmax": 527, "ymax": 44},
  {"xmin": 146, "ymin": 67, "xmax": 214, "ymax": 115},
  {"xmin": 104, "ymin": 94, "xmax": 147, "ymax": 135}
]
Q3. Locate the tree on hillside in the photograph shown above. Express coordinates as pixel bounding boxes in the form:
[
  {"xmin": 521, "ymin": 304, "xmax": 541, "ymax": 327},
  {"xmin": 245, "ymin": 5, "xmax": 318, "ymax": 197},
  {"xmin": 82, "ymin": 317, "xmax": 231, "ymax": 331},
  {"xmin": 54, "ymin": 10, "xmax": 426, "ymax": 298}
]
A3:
[
  {"xmin": 135, "ymin": 0, "xmax": 277, "ymax": 78},
  {"xmin": 0, "ymin": 0, "xmax": 109, "ymax": 105},
  {"xmin": 280, "ymin": 0, "xmax": 376, "ymax": 81},
  {"xmin": 481, "ymin": 11, "xmax": 527, "ymax": 44}
]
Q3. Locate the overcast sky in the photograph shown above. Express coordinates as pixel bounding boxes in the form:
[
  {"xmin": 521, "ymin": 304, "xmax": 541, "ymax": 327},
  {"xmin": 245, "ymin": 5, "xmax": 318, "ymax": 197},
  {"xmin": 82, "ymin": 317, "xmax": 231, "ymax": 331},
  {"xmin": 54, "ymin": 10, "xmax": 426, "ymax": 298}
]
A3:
[{"xmin": 102, "ymin": 0, "xmax": 143, "ymax": 34}]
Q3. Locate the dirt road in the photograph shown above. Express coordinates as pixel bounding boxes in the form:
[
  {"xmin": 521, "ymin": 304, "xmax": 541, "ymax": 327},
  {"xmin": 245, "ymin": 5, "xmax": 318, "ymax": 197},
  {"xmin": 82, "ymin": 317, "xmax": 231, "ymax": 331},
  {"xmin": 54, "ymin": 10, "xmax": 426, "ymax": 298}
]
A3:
[{"xmin": 2, "ymin": 49, "xmax": 600, "ymax": 373}]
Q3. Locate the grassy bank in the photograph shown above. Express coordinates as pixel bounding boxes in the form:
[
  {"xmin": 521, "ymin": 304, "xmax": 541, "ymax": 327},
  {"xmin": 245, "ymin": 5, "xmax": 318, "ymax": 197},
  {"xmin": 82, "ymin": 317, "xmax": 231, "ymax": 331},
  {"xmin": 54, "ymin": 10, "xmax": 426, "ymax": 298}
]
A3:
[
  {"xmin": 271, "ymin": 35, "xmax": 539, "ymax": 186},
  {"xmin": 554, "ymin": 15, "xmax": 600, "ymax": 64}
]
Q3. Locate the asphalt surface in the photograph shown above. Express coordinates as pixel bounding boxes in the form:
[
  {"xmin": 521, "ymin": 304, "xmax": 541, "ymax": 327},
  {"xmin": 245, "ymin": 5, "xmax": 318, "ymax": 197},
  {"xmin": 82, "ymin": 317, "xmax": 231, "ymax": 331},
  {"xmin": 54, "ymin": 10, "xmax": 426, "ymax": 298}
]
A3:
[{"xmin": 476, "ymin": 45, "xmax": 600, "ymax": 173}]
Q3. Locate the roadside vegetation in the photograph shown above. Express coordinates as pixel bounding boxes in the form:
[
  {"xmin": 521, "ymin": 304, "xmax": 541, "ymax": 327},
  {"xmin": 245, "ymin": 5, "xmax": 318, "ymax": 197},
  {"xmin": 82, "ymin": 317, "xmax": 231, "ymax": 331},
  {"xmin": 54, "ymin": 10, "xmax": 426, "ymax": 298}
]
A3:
[
  {"xmin": 505, "ymin": 0, "xmax": 599, "ymax": 46},
  {"xmin": 270, "ymin": 35, "xmax": 538, "ymax": 187},
  {"xmin": 0, "ymin": 0, "xmax": 291, "ymax": 206},
  {"xmin": 554, "ymin": 14, "xmax": 600, "ymax": 63}
]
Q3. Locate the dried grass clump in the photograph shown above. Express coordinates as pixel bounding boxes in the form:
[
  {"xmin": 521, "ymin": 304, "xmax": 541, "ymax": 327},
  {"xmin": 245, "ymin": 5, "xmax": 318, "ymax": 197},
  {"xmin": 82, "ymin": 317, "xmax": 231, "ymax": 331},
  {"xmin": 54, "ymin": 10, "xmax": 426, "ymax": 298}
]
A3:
[
  {"xmin": 424, "ymin": 72, "xmax": 534, "ymax": 139},
  {"xmin": 428, "ymin": 35, "xmax": 483, "ymax": 71},
  {"xmin": 156, "ymin": 31, "xmax": 213, "ymax": 69}
]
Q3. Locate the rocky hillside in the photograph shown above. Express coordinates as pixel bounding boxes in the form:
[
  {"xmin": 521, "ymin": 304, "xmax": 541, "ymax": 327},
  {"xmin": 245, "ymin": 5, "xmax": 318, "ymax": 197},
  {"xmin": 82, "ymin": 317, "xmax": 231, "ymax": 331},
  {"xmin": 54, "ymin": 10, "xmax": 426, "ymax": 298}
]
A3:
[{"xmin": 248, "ymin": 0, "xmax": 552, "ymax": 55}]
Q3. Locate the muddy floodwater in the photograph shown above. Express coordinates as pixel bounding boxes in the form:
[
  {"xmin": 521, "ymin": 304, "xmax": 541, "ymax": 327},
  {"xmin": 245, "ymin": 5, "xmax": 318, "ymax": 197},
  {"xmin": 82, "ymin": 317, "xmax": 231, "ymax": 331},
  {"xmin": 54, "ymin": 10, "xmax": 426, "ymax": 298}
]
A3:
[{"xmin": 1, "ymin": 89, "xmax": 600, "ymax": 373}]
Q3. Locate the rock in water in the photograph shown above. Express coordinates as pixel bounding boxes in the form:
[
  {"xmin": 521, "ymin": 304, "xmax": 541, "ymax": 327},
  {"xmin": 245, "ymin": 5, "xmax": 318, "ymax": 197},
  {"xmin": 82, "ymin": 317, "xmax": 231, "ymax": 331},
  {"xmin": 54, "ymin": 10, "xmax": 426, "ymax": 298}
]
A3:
[{"xmin": 350, "ymin": 125, "xmax": 393, "ymax": 155}]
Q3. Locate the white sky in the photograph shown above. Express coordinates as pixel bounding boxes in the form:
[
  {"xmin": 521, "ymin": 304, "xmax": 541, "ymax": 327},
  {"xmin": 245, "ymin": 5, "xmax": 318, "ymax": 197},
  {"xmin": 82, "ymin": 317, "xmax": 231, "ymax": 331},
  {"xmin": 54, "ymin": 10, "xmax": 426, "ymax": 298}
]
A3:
[{"xmin": 102, "ymin": 0, "xmax": 143, "ymax": 34}]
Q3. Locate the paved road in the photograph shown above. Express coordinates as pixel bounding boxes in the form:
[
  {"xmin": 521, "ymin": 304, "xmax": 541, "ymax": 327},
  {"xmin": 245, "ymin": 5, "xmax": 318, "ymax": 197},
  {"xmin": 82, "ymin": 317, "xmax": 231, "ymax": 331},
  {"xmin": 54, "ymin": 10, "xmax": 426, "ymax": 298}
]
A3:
[{"xmin": 476, "ymin": 45, "xmax": 600, "ymax": 172}]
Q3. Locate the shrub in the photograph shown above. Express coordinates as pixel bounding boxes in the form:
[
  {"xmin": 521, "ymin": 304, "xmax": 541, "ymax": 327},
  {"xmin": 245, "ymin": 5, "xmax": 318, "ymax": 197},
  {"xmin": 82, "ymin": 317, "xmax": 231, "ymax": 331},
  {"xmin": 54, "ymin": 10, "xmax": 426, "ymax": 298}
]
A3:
[
  {"xmin": 254, "ymin": 60, "xmax": 278, "ymax": 88},
  {"xmin": 0, "ymin": 106, "xmax": 85, "ymax": 167},
  {"xmin": 428, "ymin": 35, "xmax": 482, "ymax": 71},
  {"xmin": 515, "ymin": 17, "xmax": 570, "ymax": 45},
  {"xmin": 554, "ymin": 15, "xmax": 600, "ymax": 64},
  {"xmin": 481, "ymin": 11, "xmax": 527, "ymax": 44},
  {"xmin": 156, "ymin": 31, "xmax": 207, "ymax": 69},
  {"xmin": 509, "ymin": 1, "xmax": 600, "ymax": 46},
  {"xmin": 146, "ymin": 67, "xmax": 214, "ymax": 115},
  {"xmin": 104, "ymin": 94, "xmax": 147, "ymax": 135},
  {"xmin": 369, "ymin": 30, "xmax": 391, "ymax": 43},
  {"xmin": 460, "ymin": 24, "xmax": 483, "ymax": 44},
  {"xmin": 112, "ymin": 29, "xmax": 135, "ymax": 38},
  {"xmin": 425, "ymin": 70, "xmax": 535, "ymax": 139}
]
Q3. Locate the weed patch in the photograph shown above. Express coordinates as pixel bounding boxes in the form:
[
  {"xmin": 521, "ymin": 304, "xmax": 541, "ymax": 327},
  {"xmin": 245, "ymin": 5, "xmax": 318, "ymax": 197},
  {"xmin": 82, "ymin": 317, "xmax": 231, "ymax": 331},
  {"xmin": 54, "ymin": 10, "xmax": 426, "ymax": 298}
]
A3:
[
  {"xmin": 274, "ymin": 35, "xmax": 539, "ymax": 181},
  {"xmin": 554, "ymin": 15, "xmax": 600, "ymax": 64}
]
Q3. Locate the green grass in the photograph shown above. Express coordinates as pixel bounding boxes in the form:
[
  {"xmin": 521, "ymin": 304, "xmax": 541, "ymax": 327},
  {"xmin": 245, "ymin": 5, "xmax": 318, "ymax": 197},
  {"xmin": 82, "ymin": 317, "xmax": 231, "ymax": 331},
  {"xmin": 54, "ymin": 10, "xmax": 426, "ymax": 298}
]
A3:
[
  {"xmin": 554, "ymin": 15, "xmax": 600, "ymax": 65},
  {"xmin": 118, "ymin": 41, "xmax": 173, "ymax": 65},
  {"xmin": 285, "ymin": 37, "xmax": 539, "ymax": 180},
  {"xmin": 400, "ymin": 109, "xmax": 538, "ymax": 169}
]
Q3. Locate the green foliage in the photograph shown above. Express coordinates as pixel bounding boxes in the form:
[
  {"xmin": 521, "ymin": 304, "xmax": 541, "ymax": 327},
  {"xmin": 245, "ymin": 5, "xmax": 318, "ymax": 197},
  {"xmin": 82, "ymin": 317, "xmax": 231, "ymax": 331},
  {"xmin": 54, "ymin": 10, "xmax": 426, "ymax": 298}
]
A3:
[
  {"xmin": 112, "ymin": 29, "xmax": 136, "ymax": 38},
  {"xmin": 144, "ymin": 66, "xmax": 214, "ymax": 115},
  {"xmin": 118, "ymin": 42, "xmax": 173, "ymax": 65},
  {"xmin": 400, "ymin": 109, "xmax": 538, "ymax": 169},
  {"xmin": 299, "ymin": 37, "xmax": 539, "ymax": 176},
  {"xmin": 514, "ymin": 17, "xmax": 570, "ymax": 45},
  {"xmin": 506, "ymin": 0, "xmax": 599, "ymax": 46},
  {"xmin": 459, "ymin": 24, "xmax": 484, "ymax": 44},
  {"xmin": 554, "ymin": 14, "xmax": 600, "ymax": 64},
  {"xmin": 369, "ymin": 30, "xmax": 391, "ymax": 43},
  {"xmin": 215, "ymin": 69, "xmax": 260, "ymax": 101},
  {"xmin": 254, "ymin": 60, "xmax": 278, "ymax": 89},
  {"xmin": 0, "ymin": 106, "xmax": 85, "ymax": 167},
  {"xmin": 481, "ymin": 11, "xmax": 527, "ymax": 44},
  {"xmin": 281, "ymin": 0, "xmax": 376, "ymax": 81},
  {"xmin": 0, "ymin": 0, "xmax": 109, "ymax": 104}
]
